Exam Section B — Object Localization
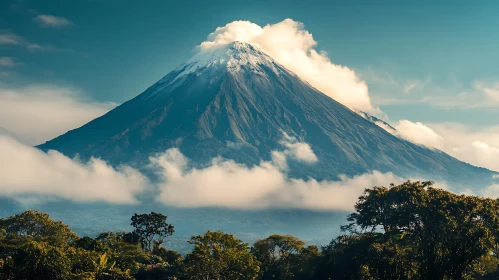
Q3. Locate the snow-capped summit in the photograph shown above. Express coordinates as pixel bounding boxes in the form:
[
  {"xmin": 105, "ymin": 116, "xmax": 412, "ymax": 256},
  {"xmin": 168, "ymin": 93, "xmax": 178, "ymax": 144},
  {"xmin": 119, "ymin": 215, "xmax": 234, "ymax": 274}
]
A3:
[
  {"xmin": 38, "ymin": 41, "xmax": 496, "ymax": 186},
  {"xmin": 186, "ymin": 41, "xmax": 278, "ymax": 72},
  {"xmin": 159, "ymin": 41, "xmax": 283, "ymax": 86}
]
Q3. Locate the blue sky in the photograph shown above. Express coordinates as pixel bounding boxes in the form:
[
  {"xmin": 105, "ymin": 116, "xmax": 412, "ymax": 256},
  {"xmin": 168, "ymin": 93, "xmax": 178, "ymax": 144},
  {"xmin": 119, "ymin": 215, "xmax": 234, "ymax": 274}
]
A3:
[
  {"xmin": 2, "ymin": 0, "xmax": 499, "ymax": 172},
  {"xmin": 1, "ymin": 0, "xmax": 498, "ymax": 121}
]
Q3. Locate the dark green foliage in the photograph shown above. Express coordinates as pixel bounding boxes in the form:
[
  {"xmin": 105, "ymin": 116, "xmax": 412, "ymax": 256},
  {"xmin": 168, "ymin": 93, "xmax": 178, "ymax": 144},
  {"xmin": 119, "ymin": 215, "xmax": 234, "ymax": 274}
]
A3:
[
  {"xmin": 0, "ymin": 210, "xmax": 77, "ymax": 245},
  {"xmin": 3, "ymin": 181, "xmax": 499, "ymax": 279},
  {"xmin": 316, "ymin": 181, "xmax": 499, "ymax": 280},
  {"xmin": 130, "ymin": 212, "xmax": 174, "ymax": 252},
  {"xmin": 2, "ymin": 241, "xmax": 72, "ymax": 280},
  {"xmin": 183, "ymin": 230, "xmax": 261, "ymax": 280},
  {"xmin": 251, "ymin": 234, "xmax": 307, "ymax": 279}
]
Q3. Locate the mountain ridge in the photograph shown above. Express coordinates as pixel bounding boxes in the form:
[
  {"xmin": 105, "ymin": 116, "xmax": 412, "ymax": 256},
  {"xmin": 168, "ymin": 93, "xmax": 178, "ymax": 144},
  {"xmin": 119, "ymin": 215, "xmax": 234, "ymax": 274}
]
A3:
[{"xmin": 38, "ymin": 41, "xmax": 496, "ymax": 186}]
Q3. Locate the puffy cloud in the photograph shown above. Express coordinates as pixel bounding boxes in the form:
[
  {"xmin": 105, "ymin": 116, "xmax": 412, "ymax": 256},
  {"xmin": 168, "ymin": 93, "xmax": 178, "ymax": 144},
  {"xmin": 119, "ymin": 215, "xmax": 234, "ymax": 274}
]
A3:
[
  {"xmin": 0, "ymin": 83, "xmax": 115, "ymax": 145},
  {"xmin": 390, "ymin": 120, "xmax": 445, "ymax": 149},
  {"xmin": 413, "ymin": 123, "xmax": 499, "ymax": 172},
  {"xmin": 152, "ymin": 148, "xmax": 399, "ymax": 210},
  {"xmin": 33, "ymin": 15, "xmax": 74, "ymax": 28},
  {"xmin": 201, "ymin": 21, "xmax": 264, "ymax": 49},
  {"xmin": 449, "ymin": 140, "xmax": 499, "ymax": 172},
  {"xmin": 200, "ymin": 19, "xmax": 378, "ymax": 113},
  {"xmin": 0, "ymin": 135, "xmax": 146, "ymax": 204},
  {"xmin": 279, "ymin": 132, "xmax": 318, "ymax": 163},
  {"xmin": 377, "ymin": 120, "xmax": 499, "ymax": 172}
]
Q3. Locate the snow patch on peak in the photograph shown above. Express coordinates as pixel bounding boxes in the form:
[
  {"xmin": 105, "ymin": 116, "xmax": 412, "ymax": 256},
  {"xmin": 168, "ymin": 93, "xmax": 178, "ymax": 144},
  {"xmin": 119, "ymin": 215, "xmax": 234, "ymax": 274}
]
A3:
[{"xmin": 161, "ymin": 41, "xmax": 282, "ymax": 84}]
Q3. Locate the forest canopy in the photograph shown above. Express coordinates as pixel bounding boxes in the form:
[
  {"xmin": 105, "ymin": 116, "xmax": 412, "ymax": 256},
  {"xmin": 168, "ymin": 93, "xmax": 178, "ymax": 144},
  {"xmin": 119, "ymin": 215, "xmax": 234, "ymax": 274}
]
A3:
[{"xmin": 1, "ymin": 181, "xmax": 499, "ymax": 279}]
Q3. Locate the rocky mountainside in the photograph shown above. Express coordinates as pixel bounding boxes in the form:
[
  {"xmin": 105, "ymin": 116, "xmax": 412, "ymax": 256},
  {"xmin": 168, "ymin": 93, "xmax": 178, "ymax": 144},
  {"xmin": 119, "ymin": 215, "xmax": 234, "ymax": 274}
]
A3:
[{"xmin": 38, "ymin": 42, "xmax": 495, "ymax": 185}]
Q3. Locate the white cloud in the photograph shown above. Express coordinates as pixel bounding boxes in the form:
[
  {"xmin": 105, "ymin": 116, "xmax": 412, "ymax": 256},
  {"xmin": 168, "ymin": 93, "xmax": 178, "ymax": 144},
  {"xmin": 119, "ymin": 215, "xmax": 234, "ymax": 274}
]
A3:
[
  {"xmin": 33, "ymin": 15, "xmax": 74, "ymax": 28},
  {"xmin": 200, "ymin": 19, "xmax": 378, "ymax": 114},
  {"xmin": 448, "ymin": 140, "xmax": 499, "ymax": 173},
  {"xmin": 390, "ymin": 120, "xmax": 445, "ymax": 149},
  {"xmin": 0, "ymin": 83, "xmax": 115, "ymax": 145},
  {"xmin": 279, "ymin": 132, "xmax": 318, "ymax": 163},
  {"xmin": 271, "ymin": 150, "xmax": 288, "ymax": 170},
  {"xmin": 0, "ymin": 135, "xmax": 146, "ymax": 204},
  {"xmin": 152, "ymin": 148, "xmax": 399, "ymax": 210},
  {"xmin": 0, "ymin": 57, "xmax": 16, "ymax": 67},
  {"xmin": 377, "ymin": 120, "xmax": 499, "ymax": 172},
  {"xmin": 415, "ymin": 123, "xmax": 499, "ymax": 172}
]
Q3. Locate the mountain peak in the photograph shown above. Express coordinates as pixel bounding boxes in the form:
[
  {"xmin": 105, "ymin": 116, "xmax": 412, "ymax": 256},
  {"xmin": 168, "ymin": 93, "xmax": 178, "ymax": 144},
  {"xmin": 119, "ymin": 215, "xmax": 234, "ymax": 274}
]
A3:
[
  {"xmin": 38, "ymin": 40, "xmax": 497, "ymax": 187},
  {"xmin": 164, "ymin": 41, "xmax": 281, "ymax": 83},
  {"xmin": 225, "ymin": 40, "xmax": 261, "ymax": 51}
]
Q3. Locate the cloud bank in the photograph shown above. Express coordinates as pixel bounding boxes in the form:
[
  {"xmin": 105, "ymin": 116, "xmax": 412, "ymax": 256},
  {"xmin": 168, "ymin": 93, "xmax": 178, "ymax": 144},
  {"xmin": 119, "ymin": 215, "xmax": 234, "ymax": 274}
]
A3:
[
  {"xmin": 0, "ymin": 84, "xmax": 115, "ymax": 145},
  {"xmin": 152, "ymin": 148, "xmax": 399, "ymax": 211},
  {"xmin": 0, "ymin": 136, "xmax": 146, "ymax": 204},
  {"xmin": 0, "ymin": 133, "xmax": 399, "ymax": 210},
  {"xmin": 200, "ymin": 19, "xmax": 378, "ymax": 114},
  {"xmin": 1, "ymin": 133, "xmax": 497, "ymax": 210}
]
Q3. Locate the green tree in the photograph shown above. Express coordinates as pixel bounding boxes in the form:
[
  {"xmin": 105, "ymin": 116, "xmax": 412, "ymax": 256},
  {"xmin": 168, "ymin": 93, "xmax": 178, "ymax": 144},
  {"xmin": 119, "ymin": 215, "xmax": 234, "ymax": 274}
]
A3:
[
  {"xmin": 0, "ymin": 210, "xmax": 77, "ymax": 245},
  {"xmin": 95, "ymin": 231, "xmax": 152, "ymax": 274},
  {"xmin": 344, "ymin": 181, "xmax": 499, "ymax": 280},
  {"xmin": 251, "ymin": 234, "xmax": 306, "ymax": 279},
  {"xmin": 153, "ymin": 246, "xmax": 183, "ymax": 266},
  {"xmin": 184, "ymin": 230, "xmax": 260, "ymax": 280},
  {"xmin": 2, "ymin": 240, "xmax": 72, "ymax": 280},
  {"xmin": 131, "ymin": 212, "xmax": 174, "ymax": 252},
  {"xmin": 74, "ymin": 236, "xmax": 107, "ymax": 252},
  {"xmin": 292, "ymin": 245, "xmax": 321, "ymax": 280}
]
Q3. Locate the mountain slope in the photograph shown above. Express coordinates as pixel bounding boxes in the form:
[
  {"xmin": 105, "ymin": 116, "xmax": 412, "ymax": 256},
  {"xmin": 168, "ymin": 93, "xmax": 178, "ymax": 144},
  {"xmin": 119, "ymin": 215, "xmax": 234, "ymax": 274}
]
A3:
[{"xmin": 38, "ymin": 42, "xmax": 494, "ymax": 185}]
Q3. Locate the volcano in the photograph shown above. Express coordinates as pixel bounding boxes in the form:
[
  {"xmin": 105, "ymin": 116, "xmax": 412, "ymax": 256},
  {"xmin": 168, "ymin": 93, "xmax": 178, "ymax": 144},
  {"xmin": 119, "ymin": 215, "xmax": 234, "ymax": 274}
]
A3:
[{"xmin": 38, "ymin": 42, "xmax": 494, "ymax": 185}]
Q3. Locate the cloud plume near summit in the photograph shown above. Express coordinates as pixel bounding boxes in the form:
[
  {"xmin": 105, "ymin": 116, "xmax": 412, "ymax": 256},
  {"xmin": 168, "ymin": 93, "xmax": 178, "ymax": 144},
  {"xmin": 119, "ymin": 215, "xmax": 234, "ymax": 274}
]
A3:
[{"xmin": 200, "ymin": 19, "xmax": 378, "ymax": 114}]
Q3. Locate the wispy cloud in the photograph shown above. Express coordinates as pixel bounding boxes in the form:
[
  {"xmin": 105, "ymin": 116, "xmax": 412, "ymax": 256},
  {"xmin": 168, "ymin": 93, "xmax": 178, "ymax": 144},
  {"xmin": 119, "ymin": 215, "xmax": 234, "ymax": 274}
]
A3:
[
  {"xmin": 33, "ymin": 14, "xmax": 74, "ymax": 28},
  {"xmin": 365, "ymin": 69, "xmax": 499, "ymax": 109},
  {"xmin": 403, "ymin": 80, "xmax": 422, "ymax": 93},
  {"xmin": 0, "ymin": 30, "xmax": 48, "ymax": 52},
  {"xmin": 360, "ymin": 66, "xmax": 432, "ymax": 95},
  {"xmin": 474, "ymin": 81, "xmax": 499, "ymax": 103},
  {"xmin": 0, "ymin": 57, "xmax": 17, "ymax": 67}
]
